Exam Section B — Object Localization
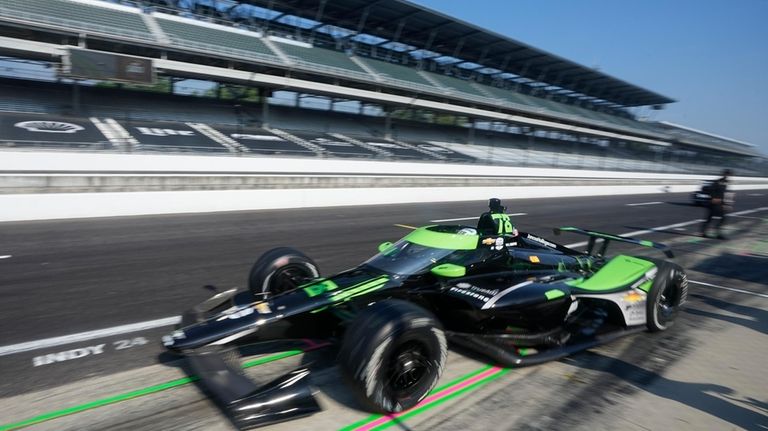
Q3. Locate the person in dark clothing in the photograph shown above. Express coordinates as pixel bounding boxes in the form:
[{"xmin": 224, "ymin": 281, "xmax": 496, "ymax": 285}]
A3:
[
  {"xmin": 700, "ymin": 169, "xmax": 732, "ymax": 239},
  {"xmin": 477, "ymin": 198, "xmax": 518, "ymax": 236}
]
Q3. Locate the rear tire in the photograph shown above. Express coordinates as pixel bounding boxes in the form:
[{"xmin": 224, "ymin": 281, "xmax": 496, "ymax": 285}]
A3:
[
  {"xmin": 248, "ymin": 247, "xmax": 319, "ymax": 298},
  {"xmin": 339, "ymin": 299, "xmax": 447, "ymax": 413},
  {"xmin": 646, "ymin": 263, "xmax": 688, "ymax": 332}
]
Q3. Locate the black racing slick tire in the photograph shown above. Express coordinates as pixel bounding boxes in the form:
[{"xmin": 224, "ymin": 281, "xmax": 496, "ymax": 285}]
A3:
[
  {"xmin": 248, "ymin": 247, "xmax": 319, "ymax": 298},
  {"xmin": 646, "ymin": 262, "xmax": 688, "ymax": 332},
  {"xmin": 339, "ymin": 299, "xmax": 447, "ymax": 413}
]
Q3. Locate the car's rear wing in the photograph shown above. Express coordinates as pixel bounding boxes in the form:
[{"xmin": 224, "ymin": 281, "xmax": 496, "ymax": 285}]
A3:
[{"xmin": 553, "ymin": 226, "xmax": 674, "ymax": 258}]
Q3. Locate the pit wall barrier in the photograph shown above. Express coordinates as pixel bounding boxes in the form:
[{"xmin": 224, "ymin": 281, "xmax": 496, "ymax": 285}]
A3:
[{"xmin": 1, "ymin": 151, "xmax": 766, "ymax": 222}]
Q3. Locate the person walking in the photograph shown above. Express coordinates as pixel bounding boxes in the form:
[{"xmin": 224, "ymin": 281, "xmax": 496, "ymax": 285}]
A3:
[{"xmin": 700, "ymin": 169, "xmax": 732, "ymax": 239}]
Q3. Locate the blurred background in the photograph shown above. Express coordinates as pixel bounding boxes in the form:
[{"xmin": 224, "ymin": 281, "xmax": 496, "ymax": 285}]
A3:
[{"xmin": 0, "ymin": 1, "xmax": 766, "ymax": 430}]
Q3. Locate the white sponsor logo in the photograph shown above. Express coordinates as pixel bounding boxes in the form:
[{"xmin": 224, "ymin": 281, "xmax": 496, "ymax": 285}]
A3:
[
  {"xmin": 449, "ymin": 287, "xmax": 491, "ymax": 302},
  {"xmin": 526, "ymin": 234, "xmax": 557, "ymax": 249},
  {"xmin": 455, "ymin": 283, "xmax": 499, "ymax": 297},
  {"xmin": 32, "ymin": 344, "xmax": 105, "ymax": 367},
  {"xmin": 136, "ymin": 127, "xmax": 194, "ymax": 137},
  {"xmin": 216, "ymin": 306, "xmax": 255, "ymax": 321},
  {"xmin": 230, "ymin": 134, "xmax": 283, "ymax": 141},
  {"xmin": 14, "ymin": 121, "xmax": 84, "ymax": 134}
]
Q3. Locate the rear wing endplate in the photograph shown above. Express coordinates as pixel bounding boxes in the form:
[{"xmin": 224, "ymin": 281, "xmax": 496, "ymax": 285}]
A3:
[{"xmin": 553, "ymin": 226, "xmax": 674, "ymax": 258}]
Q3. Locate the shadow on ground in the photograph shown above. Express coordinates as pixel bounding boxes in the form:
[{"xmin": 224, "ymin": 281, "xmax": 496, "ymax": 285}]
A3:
[
  {"xmin": 566, "ymin": 351, "xmax": 768, "ymax": 430},
  {"xmin": 685, "ymin": 293, "xmax": 767, "ymax": 336},
  {"xmin": 691, "ymin": 253, "xmax": 768, "ymax": 285}
]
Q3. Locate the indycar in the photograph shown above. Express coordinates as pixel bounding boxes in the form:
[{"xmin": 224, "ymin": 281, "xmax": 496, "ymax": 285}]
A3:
[{"xmin": 163, "ymin": 218, "xmax": 688, "ymax": 429}]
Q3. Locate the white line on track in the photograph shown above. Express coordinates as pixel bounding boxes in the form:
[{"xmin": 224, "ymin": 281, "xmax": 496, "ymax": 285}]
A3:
[
  {"xmin": 0, "ymin": 255, "xmax": 11, "ymax": 259},
  {"xmin": 430, "ymin": 213, "xmax": 527, "ymax": 223},
  {"xmin": 564, "ymin": 206, "xmax": 768, "ymax": 248},
  {"xmin": 731, "ymin": 215, "xmax": 765, "ymax": 220},
  {"xmin": 0, "ymin": 316, "xmax": 181, "ymax": 357},
  {"xmin": 626, "ymin": 201, "xmax": 663, "ymax": 207},
  {"xmin": 748, "ymin": 193, "xmax": 764, "ymax": 196},
  {"xmin": 688, "ymin": 280, "xmax": 768, "ymax": 299}
]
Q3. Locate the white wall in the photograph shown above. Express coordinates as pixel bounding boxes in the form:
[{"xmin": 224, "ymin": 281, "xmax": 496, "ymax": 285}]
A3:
[
  {"xmin": 1, "ymin": 151, "xmax": 766, "ymax": 222},
  {"xmin": 0, "ymin": 150, "xmax": 718, "ymax": 180}
]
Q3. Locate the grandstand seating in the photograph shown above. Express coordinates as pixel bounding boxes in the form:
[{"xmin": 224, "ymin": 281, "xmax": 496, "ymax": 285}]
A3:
[
  {"xmin": 219, "ymin": 127, "xmax": 318, "ymax": 156},
  {"xmin": 477, "ymin": 84, "xmax": 661, "ymax": 135},
  {"xmin": 286, "ymin": 131, "xmax": 379, "ymax": 158},
  {"xmin": 335, "ymin": 134, "xmax": 435, "ymax": 160},
  {"xmin": 424, "ymin": 73, "xmax": 498, "ymax": 104},
  {"xmin": 355, "ymin": 58, "xmax": 437, "ymax": 92},
  {"xmin": 271, "ymin": 41, "xmax": 371, "ymax": 79},
  {"xmin": 0, "ymin": 0, "xmax": 669, "ymax": 138},
  {"xmin": 0, "ymin": 0, "xmax": 761, "ymax": 173},
  {"xmin": 2, "ymin": 102, "xmax": 762, "ymax": 174},
  {"xmin": 154, "ymin": 15, "xmax": 283, "ymax": 64},
  {"xmin": 0, "ymin": 0, "xmax": 153, "ymax": 41}
]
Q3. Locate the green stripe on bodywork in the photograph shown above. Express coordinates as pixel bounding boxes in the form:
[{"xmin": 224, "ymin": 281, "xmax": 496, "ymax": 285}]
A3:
[
  {"xmin": 545, "ymin": 289, "xmax": 566, "ymax": 300},
  {"xmin": 517, "ymin": 348, "xmax": 534, "ymax": 357},
  {"xmin": 568, "ymin": 255, "xmax": 655, "ymax": 292},
  {"xmin": 330, "ymin": 276, "xmax": 389, "ymax": 303},
  {"xmin": 639, "ymin": 240, "xmax": 654, "ymax": 247},
  {"xmin": 0, "ymin": 349, "xmax": 305, "ymax": 431},
  {"xmin": 637, "ymin": 279, "xmax": 653, "ymax": 293},
  {"xmin": 404, "ymin": 227, "xmax": 477, "ymax": 250},
  {"xmin": 304, "ymin": 279, "xmax": 339, "ymax": 297}
]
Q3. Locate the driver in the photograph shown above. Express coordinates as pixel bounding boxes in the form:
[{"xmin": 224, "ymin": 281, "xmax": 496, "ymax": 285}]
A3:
[{"xmin": 477, "ymin": 198, "xmax": 518, "ymax": 236}]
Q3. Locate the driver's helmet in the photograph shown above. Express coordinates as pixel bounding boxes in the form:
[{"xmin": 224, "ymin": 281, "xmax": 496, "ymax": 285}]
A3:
[{"xmin": 489, "ymin": 198, "xmax": 504, "ymax": 213}]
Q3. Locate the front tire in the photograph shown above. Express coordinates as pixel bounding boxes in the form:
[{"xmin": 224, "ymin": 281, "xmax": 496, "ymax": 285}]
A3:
[
  {"xmin": 339, "ymin": 299, "xmax": 447, "ymax": 413},
  {"xmin": 646, "ymin": 263, "xmax": 688, "ymax": 332},
  {"xmin": 248, "ymin": 247, "xmax": 319, "ymax": 298}
]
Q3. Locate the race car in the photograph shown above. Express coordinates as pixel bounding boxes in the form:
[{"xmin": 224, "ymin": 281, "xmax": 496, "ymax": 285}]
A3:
[{"xmin": 163, "ymin": 222, "xmax": 688, "ymax": 429}]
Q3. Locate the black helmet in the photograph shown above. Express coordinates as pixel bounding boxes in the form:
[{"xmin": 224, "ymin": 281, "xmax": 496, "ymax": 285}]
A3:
[{"xmin": 489, "ymin": 198, "xmax": 503, "ymax": 212}]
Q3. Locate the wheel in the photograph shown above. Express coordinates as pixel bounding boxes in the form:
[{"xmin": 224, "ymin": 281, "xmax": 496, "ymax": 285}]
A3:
[
  {"xmin": 338, "ymin": 299, "xmax": 447, "ymax": 413},
  {"xmin": 646, "ymin": 262, "xmax": 688, "ymax": 332},
  {"xmin": 248, "ymin": 247, "xmax": 319, "ymax": 298}
]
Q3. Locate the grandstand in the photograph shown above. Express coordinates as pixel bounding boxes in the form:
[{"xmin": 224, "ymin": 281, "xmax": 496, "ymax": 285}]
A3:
[{"xmin": 0, "ymin": 0, "xmax": 764, "ymax": 175}]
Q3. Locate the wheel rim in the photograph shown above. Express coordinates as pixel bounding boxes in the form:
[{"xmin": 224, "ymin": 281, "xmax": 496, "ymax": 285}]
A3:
[
  {"xmin": 657, "ymin": 282, "xmax": 679, "ymax": 323},
  {"xmin": 270, "ymin": 264, "xmax": 315, "ymax": 295},
  {"xmin": 387, "ymin": 341, "xmax": 431, "ymax": 395}
]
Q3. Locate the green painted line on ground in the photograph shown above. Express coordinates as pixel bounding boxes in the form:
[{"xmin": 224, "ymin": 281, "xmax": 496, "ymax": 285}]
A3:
[
  {"xmin": 368, "ymin": 369, "xmax": 511, "ymax": 431},
  {"xmin": 338, "ymin": 365, "xmax": 493, "ymax": 431},
  {"xmin": 338, "ymin": 365, "xmax": 508, "ymax": 431},
  {"xmin": 0, "ymin": 349, "xmax": 305, "ymax": 431}
]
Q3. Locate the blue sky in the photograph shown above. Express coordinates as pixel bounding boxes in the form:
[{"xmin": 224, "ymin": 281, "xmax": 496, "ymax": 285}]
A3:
[{"xmin": 412, "ymin": 0, "xmax": 768, "ymax": 154}]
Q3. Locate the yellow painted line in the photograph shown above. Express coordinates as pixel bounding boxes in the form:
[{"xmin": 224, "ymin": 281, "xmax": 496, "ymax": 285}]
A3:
[{"xmin": 394, "ymin": 224, "xmax": 417, "ymax": 230}]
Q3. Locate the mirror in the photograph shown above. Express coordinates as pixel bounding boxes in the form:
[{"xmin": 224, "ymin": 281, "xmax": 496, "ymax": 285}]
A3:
[
  {"xmin": 431, "ymin": 263, "xmax": 466, "ymax": 278},
  {"xmin": 378, "ymin": 241, "xmax": 395, "ymax": 253}
]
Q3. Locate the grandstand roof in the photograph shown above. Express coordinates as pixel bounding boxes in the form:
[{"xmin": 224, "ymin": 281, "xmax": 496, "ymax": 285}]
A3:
[{"xmin": 243, "ymin": 0, "xmax": 676, "ymax": 107}]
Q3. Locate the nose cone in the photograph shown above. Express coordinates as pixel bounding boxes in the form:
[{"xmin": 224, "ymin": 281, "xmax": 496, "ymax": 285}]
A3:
[
  {"xmin": 163, "ymin": 315, "xmax": 262, "ymax": 351},
  {"xmin": 162, "ymin": 329, "xmax": 188, "ymax": 352}
]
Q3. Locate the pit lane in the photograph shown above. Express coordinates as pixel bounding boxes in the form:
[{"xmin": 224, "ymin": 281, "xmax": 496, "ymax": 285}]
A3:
[{"xmin": 1, "ymin": 191, "xmax": 766, "ymax": 430}]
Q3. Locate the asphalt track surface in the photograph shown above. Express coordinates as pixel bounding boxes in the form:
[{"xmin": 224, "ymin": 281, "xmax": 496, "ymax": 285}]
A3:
[{"xmin": 1, "ymin": 191, "xmax": 767, "ymax": 430}]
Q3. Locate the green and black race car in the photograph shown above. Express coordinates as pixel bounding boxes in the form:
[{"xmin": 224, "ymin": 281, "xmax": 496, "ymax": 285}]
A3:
[{"xmin": 163, "ymin": 211, "xmax": 688, "ymax": 429}]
